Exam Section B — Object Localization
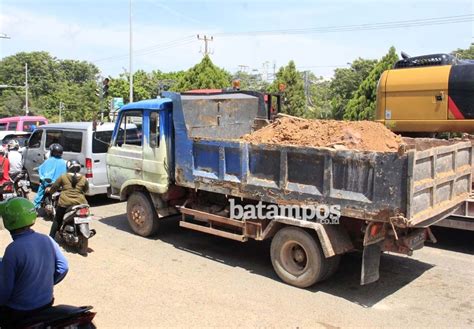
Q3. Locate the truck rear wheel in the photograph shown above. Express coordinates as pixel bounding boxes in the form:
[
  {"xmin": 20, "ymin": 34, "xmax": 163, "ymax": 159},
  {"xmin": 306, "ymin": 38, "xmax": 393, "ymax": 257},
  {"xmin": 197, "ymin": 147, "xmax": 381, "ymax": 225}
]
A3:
[
  {"xmin": 270, "ymin": 227, "xmax": 328, "ymax": 288},
  {"xmin": 127, "ymin": 192, "xmax": 159, "ymax": 237}
]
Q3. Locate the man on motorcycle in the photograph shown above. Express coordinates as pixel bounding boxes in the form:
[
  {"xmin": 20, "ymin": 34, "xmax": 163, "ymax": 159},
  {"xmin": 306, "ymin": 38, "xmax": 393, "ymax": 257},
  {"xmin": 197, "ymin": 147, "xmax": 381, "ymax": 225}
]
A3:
[
  {"xmin": 48, "ymin": 159, "xmax": 89, "ymax": 240},
  {"xmin": 33, "ymin": 143, "xmax": 67, "ymax": 210},
  {"xmin": 0, "ymin": 197, "xmax": 69, "ymax": 327},
  {"xmin": 7, "ymin": 140, "xmax": 23, "ymax": 181}
]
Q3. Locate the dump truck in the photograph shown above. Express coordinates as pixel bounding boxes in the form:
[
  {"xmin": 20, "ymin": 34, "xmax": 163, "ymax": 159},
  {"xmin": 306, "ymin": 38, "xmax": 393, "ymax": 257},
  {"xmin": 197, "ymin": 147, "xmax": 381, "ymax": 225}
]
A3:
[
  {"xmin": 375, "ymin": 52, "xmax": 474, "ymax": 231},
  {"xmin": 106, "ymin": 91, "xmax": 473, "ymax": 288}
]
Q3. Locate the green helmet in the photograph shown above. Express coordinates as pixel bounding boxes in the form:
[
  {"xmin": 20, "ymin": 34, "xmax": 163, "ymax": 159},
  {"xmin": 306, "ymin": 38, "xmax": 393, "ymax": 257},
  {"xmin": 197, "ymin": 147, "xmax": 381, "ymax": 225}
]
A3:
[{"xmin": 0, "ymin": 197, "xmax": 37, "ymax": 232}]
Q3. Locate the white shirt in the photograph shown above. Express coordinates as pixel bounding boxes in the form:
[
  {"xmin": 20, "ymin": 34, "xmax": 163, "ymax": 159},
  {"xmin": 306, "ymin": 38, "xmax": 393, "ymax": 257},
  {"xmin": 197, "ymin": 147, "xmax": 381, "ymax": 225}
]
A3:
[{"xmin": 8, "ymin": 150, "xmax": 23, "ymax": 174}]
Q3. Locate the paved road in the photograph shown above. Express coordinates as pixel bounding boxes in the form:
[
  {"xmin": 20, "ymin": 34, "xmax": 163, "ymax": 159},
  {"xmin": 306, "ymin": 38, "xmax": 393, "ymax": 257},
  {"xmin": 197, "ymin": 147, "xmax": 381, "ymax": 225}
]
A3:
[{"xmin": 1, "ymin": 195, "xmax": 473, "ymax": 328}]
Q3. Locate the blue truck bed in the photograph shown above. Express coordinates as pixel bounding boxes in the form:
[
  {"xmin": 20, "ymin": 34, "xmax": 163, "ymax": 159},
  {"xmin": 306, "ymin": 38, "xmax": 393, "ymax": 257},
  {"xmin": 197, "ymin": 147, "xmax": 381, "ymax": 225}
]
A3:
[{"xmin": 165, "ymin": 92, "xmax": 473, "ymax": 227}]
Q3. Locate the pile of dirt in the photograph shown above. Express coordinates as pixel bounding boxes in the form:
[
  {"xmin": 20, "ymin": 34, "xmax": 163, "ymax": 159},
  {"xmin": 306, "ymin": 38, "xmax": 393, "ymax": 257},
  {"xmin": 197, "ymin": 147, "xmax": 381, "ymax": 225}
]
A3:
[{"xmin": 242, "ymin": 116, "xmax": 403, "ymax": 152}]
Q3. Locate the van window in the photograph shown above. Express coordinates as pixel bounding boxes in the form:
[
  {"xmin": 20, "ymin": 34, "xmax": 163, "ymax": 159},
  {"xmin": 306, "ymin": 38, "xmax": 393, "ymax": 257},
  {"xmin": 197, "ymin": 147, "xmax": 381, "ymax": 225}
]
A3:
[
  {"xmin": 28, "ymin": 130, "xmax": 43, "ymax": 148},
  {"xmin": 63, "ymin": 131, "xmax": 82, "ymax": 152},
  {"xmin": 45, "ymin": 130, "xmax": 62, "ymax": 148},
  {"xmin": 9, "ymin": 122, "xmax": 17, "ymax": 130},
  {"xmin": 115, "ymin": 111, "xmax": 142, "ymax": 147},
  {"xmin": 93, "ymin": 131, "xmax": 112, "ymax": 153},
  {"xmin": 0, "ymin": 123, "xmax": 7, "ymax": 131},
  {"xmin": 45, "ymin": 130, "xmax": 82, "ymax": 152}
]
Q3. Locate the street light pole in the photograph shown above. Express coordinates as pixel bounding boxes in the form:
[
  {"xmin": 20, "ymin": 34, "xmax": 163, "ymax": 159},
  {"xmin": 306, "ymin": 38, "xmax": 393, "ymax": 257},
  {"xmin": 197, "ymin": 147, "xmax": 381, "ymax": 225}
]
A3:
[
  {"xmin": 25, "ymin": 63, "xmax": 29, "ymax": 115},
  {"xmin": 129, "ymin": 0, "xmax": 133, "ymax": 103}
]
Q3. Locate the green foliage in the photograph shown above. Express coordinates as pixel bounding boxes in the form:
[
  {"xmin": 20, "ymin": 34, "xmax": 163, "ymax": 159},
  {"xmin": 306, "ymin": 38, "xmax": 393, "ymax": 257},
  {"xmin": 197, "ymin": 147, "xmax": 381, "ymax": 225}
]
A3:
[
  {"xmin": 174, "ymin": 55, "xmax": 232, "ymax": 91},
  {"xmin": 451, "ymin": 43, "xmax": 474, "ymax": 60},
  {"xmin": 0, "ymin": 51, "xmax": 99, "ymax": 121},
  {"xmin": 270, "ymin": 60, "xmax": 306, "ymax": 117},
  {"xmin": 344, "ymin": 47, "xmax": 398, "ymax": 120},
  {"xmin": 329, "ymin": 58, "xmax": 377, "ymax": 119},
  {"xmin": 305, "ymin": 76, "xmax": 332, "ymax": 119},
  {"xmin": 234, "ymin": 70, "xmax": 269, "ymax": 91}
]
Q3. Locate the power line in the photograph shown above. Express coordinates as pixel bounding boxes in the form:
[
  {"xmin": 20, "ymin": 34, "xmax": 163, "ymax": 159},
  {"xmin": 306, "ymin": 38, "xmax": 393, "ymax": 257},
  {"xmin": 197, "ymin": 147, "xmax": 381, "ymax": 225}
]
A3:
[
  {"xmin": 91, "ymin": 35, "xmax": 195, "ymax": 63},
  {"xmin": 215, "ymin": 14, "xmax": 473, "ymax": 37}
]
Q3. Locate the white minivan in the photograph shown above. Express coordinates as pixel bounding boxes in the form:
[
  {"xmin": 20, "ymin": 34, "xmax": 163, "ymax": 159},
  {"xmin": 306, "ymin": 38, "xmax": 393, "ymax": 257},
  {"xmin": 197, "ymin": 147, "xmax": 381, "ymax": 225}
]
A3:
[{"xmin": 23, "ymin": 122, "xmax": 118, "ymax": 196}]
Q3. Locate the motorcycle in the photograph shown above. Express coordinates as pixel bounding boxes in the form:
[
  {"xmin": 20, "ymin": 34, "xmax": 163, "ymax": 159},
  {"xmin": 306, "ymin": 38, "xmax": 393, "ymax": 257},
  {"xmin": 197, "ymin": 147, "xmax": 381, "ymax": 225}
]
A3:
[
  {"xmin": 0, "ymin": 180, "xmax": 14, "ymax": 201},
  {"xmin": 13, "ymin": 304, "xmax": 96, "ymax": 328},
  {"xmin": 12, "ymin": 169, "xmax": 31, "ymax": 198},
  {"xmin": 58, "ymin": 204, "xmax": 96, "ymax": 255},
  {"xmin": 40, "ymin": 177, "xmax": 60, "ymax": 221}
]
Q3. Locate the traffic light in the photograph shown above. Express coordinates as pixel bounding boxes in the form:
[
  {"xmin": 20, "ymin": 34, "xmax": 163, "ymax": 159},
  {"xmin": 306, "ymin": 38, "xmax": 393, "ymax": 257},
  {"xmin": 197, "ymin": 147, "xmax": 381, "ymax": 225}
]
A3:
[{"xmin": 102, "ymin": 78, "xmax": 110, "ymax": 98}]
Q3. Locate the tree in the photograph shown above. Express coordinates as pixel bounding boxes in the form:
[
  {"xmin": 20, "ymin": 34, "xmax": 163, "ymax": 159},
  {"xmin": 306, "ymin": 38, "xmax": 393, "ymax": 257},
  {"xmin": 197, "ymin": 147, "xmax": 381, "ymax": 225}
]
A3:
[
  {"xmin": 451, "ymin": 43, "xmax": 474, "ymax": 60},
  {"xmin": 329, "ymin": 58, "xmax": 377, "ymax": 119},
  {"xmin": 0, "ymin": 51, "xmax": 100, "ymax": 121},
  {"xmin": 234, "ymin": 70, "xmax": 269, "ymax": 91},
  {"xmin": 270, "ymin": 60, "xmax": 306, "ymax": 117},
  {"xmin": 344, "ymin": 47, "xmax": 398, "ymax": 120},
  {"xmin": 174, "ymin": 55, "xmax": 232, "ymax": 91},
  {"xmin": 305, "ymin": 75, "xmax": 332, "ymax": 119}
]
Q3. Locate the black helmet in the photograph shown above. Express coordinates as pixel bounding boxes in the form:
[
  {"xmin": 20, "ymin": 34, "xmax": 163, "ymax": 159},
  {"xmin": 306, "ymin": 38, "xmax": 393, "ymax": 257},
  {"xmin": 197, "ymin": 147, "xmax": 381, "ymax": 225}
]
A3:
[
  {"xmin": 66, "ymin": 159, "xmax": 81, "ymax": 174},
  {"xmin": 49, "ymin": 143, "xmax": 63, "ymax": 157}
]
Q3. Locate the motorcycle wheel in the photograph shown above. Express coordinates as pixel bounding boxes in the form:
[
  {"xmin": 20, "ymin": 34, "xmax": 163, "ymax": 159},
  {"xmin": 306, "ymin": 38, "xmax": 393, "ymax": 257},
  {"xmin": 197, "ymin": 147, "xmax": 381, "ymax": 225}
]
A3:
[{"xmin": 78, "ymin": 235, "xmax": 89, "ymax": 256}]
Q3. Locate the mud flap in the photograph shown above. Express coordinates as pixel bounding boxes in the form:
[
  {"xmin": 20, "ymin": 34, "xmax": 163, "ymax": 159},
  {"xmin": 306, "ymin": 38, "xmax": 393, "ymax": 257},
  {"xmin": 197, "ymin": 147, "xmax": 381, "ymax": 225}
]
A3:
[
  {"xmin": 79, "ymin": 223, "xmax": 91, "ymax": 239},
  {"xmin": 361, "ymin": 241, "xmax": 382, "ymax": 285}
]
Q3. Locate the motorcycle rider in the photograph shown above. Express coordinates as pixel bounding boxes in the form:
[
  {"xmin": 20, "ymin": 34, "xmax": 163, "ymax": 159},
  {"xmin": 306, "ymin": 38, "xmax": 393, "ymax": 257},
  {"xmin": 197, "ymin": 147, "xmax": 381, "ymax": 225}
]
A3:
[
  {"xmin": 0, "ymin": 147, "xmax": 11, "ymax": 201},
  {"xmin": 33, "ymin": 143, "xmax": 67, "ymax": 211},
  {"xmin": 7, "ymin": 139, "xmax": 23, "ymax": 181},
  {"xmin": 0, "ymin": 197, "xmax": 69, "ymax": 327},
  {"xmin": 48, "ymin": 159, "xmax": 89, "ymax": 241}
]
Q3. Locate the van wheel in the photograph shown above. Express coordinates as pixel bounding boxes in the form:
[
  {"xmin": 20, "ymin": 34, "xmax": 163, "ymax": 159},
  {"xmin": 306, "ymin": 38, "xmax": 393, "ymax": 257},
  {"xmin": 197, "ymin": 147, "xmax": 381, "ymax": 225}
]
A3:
[
  {"xmin": 127, "ymin": 192, "xmax": 159, "ymax": 237},
  {"xmin": 270, "ymin": 227, "xmax": 328, "ymax": 288}
]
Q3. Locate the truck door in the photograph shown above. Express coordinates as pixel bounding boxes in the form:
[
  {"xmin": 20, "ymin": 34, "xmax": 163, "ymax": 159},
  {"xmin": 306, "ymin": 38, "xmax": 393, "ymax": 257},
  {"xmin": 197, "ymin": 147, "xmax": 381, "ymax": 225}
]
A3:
[
  {"xmin": 142, "ymin": 110, "xmax": 169, "ymax": 189},
  {"xmin": 107, "ymin": 110, "xmax": 144, "ymax": 194}
]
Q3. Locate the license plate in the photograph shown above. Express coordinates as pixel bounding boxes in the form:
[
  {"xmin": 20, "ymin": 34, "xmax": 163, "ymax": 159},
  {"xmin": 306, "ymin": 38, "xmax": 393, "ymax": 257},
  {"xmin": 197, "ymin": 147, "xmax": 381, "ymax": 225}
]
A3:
[{"xmin": 74, "ymin": 217, "xmax": 91, "ymax": 224}]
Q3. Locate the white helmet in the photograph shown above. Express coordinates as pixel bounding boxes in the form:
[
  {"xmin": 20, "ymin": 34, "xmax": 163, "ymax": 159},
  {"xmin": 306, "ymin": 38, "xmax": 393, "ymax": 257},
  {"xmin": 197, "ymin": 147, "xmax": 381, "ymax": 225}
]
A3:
[{"xmin": 7, "ymin": 139, "xmax": 19, "ymax": 151}]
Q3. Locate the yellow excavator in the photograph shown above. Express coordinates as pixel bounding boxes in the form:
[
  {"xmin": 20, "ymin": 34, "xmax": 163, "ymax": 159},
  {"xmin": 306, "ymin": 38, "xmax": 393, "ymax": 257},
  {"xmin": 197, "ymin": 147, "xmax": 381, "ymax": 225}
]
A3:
[
  {"xmin": 376, "ymin": 52, "xmax": 474, "ymax": 134},
  {"xmin": 376, "ymin": 52, "xmax": 474, "ymax": 231}
]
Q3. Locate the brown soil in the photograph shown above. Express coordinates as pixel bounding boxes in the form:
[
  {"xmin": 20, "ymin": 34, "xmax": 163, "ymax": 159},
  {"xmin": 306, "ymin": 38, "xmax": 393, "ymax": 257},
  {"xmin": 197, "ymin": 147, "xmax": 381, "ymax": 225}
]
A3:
[{"xmin": 242, "ymin": 116, "xmax": 403, "ymax": 152}]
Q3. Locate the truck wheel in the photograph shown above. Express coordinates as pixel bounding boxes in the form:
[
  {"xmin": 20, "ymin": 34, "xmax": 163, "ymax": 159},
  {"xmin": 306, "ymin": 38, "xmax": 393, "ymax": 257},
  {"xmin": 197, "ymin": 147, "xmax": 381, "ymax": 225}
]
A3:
[
  {"xmin": 127, "ymin": 191, "xmax": 159, "ymax": 237},
  {"xmin": 319, "ymin": 255, "xmax": 341, "ymax": 281},
  {"xmin": 270, "ymin": 227, "xmax": 327, "ymax": 288}
]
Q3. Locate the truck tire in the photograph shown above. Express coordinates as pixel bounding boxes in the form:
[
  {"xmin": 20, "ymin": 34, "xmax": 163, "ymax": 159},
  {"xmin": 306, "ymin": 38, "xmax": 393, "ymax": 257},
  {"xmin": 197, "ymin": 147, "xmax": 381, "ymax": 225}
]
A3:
[
  {"xmin": 319, "ymin": 255, "xmax": 341, "ymax": 282},
  {"xmin": 127, "ymin": 191, "xmax": 159, "ymax": 237},
  {"xmin": 270, "ymin": 227, "xmax": 328, "ymax": 288}
]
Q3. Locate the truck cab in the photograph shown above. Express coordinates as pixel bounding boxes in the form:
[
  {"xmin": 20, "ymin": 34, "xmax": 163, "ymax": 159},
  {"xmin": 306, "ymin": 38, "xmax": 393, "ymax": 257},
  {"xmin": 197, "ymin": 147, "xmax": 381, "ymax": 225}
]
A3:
[{"xmin": 107, "ymin": 99, "xmax": 173, "ymax": 199}]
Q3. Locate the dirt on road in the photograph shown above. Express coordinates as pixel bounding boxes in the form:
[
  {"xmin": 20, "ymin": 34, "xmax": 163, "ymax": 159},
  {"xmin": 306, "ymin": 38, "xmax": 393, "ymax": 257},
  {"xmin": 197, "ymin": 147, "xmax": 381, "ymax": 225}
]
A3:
[{"xmin": 242, "ymin": 116, "xmax": 403, "ymax": 152}]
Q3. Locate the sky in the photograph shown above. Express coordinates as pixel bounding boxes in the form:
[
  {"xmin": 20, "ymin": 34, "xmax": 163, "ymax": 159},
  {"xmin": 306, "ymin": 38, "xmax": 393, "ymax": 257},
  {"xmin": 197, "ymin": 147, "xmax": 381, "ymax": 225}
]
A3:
[{"xmin": 0, "ymin": 0, "xmax": 473, "ymax": 78}]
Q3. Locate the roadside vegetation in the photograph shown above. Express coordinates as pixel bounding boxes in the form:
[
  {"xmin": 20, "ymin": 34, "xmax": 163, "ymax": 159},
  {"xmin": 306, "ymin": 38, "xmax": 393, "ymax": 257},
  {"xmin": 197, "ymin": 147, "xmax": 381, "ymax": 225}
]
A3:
[{"xmin": 0, "ymin": 44, "xmax": 472, "ymax": 122}]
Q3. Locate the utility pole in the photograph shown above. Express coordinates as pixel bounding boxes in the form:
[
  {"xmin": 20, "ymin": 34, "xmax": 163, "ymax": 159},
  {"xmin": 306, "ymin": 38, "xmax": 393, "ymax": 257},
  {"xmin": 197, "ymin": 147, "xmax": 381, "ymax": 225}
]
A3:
[
  {"xmin": 129, "ymin": 0, "xmax": 134, "ymax": 103},
  {"xmin": 59, "ymin": 102, "xmax": 64, "ymax": 122},
  {"xmin": 25, "ymin": 63, "xmax": 29, "ymax": 115},
  {"xmin": 197, "ymin": 35, "xmax": 213, "ymax": 56}
]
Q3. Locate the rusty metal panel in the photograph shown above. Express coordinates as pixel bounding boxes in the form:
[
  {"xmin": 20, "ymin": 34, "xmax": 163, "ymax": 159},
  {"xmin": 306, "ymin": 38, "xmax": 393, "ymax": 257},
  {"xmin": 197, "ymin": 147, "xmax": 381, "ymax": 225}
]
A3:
[
  {"xmin": 407, "ymin": 140, "xmax": 472, "ymax": 226},
  {"xmin": 181, "ymin": 94, "xmax": 259, "ymax": 140}
]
